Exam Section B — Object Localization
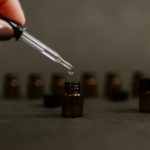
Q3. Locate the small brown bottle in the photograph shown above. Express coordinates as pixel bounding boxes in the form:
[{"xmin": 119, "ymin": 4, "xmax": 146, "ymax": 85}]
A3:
[
  {"xmin": 131, "ymin": 71, "xmax": 144, "ymax": 98},
  {"xmin": 27, "ymin": 73, "xmax": 44, "ymax": 99},
  {"xmin": 3, "ymin": 74, "xmax": 20, "ymax": 99},
  {"xmin": 104, "ymin": 71, "xmax": 122, "ymax": 98},
  {"xmin": 62, "ymin": 81, "xmax": 83, "ymax": 117},
  {"xmin": 82, "ymin": 72, "xmax": 98, "ymax": 97},
  {"xmin": 50, "ymin": 73, "xmax": 65, "ymax": 96},
  {"xmin": 139, "ymin": 78, "xmax": 150, "ymax": 112}
]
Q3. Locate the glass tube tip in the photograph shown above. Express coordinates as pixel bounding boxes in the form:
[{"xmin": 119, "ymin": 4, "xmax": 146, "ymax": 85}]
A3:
[
  {"xmin": 68, "ymin": 68, "xmax": 74, "ymax": 75},
  {"xmin": 56, "ymin": 57, "xmax": 74, "ymax": 75}
]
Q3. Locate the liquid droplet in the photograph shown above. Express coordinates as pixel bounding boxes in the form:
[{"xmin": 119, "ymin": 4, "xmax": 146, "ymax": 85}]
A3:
[{"xmin": 68, "ymin": 69, "xmax": 74, "ymax": 75}]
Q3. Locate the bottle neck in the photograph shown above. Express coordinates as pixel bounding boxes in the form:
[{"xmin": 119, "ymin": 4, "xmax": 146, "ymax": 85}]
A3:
[{"xmin": 64, "ymin": 81, "xmax": 80, "ymax": 96}]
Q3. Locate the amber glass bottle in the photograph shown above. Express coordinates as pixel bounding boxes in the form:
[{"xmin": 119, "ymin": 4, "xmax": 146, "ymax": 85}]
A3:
[
  {"xmin": 3, "ymin": 74, "xmax": 20, "ymax": 98},
  {"xmin": 104, "ymin": 72, "xmax": 122, "ymax": 98},
  {"xmin": 131, "ymin": 71, "xmax": 144, "ymax": 98},
  {"xmin": 139, "ymin": 78, "xmax": 150, "ymax": 112},
  {"xmin": 27, "ymin": 73, "xmax": 44, "ymax": 99},
  {"xmin": 62, "ymin": 81, "xmax": 83, "ymax": 117},
  {"xmin": 50, "ymin": 73, "xmax": 65, "ymax": 96},
  {"xmin": 82, "ymin": 72, "xmax": 98, "ymax": 97}
]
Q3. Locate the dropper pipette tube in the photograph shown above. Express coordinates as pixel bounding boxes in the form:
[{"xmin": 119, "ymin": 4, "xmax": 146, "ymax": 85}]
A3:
[
  {"xmin": 21, "ymin": 31, "xmax": 74, "ymax": 74},
  {"xmin": 2, "ymin": 18, "xmax": 74, "ymax": 74}
]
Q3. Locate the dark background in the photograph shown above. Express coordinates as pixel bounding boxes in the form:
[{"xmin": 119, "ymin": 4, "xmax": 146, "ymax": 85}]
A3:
[
  {"xmin": 0, "ymin": 1, "xmax": 150, "ymax": 149},
  {"xmin": 0, "ymin": 0, "xmax": 150, "ymax": 94}
]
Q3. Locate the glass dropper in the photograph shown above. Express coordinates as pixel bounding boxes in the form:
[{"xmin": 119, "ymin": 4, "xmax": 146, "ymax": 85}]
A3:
[
  {"xmin": 3, "ymin": 18, "xmax": 74, "ymax": 75},
  {"xmin": 21, "ymin": 31, "xmax": 74, "ymax": 74}
]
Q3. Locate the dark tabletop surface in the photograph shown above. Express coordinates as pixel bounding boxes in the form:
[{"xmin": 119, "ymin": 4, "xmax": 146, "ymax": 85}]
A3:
[{"xmin": 0, "ymin": 97, "xmax": 149, "ymax": 150}]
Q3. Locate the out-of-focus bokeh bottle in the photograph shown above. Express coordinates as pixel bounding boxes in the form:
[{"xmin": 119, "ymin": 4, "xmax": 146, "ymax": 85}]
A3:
[
  {"xmin": 104, "ymin": 71, "xmax": 122, "ymax": 98},
  {"xmin": 3, "ymin": 74, "xmax": 20, "ymax": 99},
  {"xmin": 139, "ymin": 78, "xmax": 150, "ymax": 112},
  {"xmin": 81, "ymin": 72, "xmax": 98, "ymax": 97},
  {"xmin": 50, "ymin": 73, "xmax": 65, "ymax": 96},
  {"xmin": 131, "ymin": 71, "xmax": 144, "ymax": 98},
  {"xmin": 27, "ymin": 73, "xmax": 44, "ymax": 99}
]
